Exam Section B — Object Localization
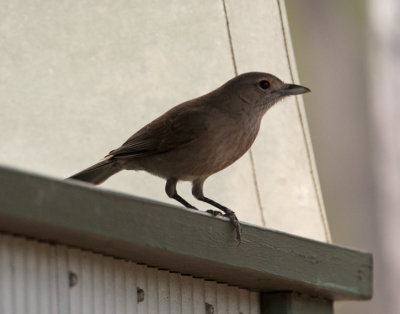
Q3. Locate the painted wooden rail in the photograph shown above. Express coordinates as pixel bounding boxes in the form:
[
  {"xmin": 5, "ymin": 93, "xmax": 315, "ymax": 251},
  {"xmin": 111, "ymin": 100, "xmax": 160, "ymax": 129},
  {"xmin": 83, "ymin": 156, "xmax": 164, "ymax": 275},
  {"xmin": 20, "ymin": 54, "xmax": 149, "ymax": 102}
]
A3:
[{"xmin": 0, "ymin": 166, "xmax": 372, "ymax": 313}]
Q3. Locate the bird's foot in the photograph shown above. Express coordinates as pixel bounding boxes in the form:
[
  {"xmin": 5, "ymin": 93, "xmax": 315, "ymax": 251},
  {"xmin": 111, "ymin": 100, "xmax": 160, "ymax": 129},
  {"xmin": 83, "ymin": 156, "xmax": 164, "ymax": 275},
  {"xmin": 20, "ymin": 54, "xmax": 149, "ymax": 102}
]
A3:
[
  {"xmin": 223, "ymin": 209, "xmax": 242, "ymax": 243},
  {"xmin": 205, "ymin": 208, "xmax": 241, "ymax": 242}
]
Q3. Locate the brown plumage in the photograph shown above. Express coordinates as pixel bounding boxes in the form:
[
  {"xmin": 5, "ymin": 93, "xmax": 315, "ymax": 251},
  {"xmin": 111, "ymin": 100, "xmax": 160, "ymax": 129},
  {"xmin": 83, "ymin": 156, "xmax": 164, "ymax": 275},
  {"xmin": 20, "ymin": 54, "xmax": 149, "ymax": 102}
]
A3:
[{"xmin": 68, "ymin": 72, "xmax": 310, "ymax": 241}]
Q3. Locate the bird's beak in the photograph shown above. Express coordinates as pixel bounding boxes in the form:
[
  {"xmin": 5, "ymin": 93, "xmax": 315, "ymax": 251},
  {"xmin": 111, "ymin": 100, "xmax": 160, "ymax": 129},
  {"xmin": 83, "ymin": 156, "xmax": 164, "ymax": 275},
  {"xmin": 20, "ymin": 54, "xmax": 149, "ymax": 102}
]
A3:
[{"xmin": 278, "ymin": 83, "xmax": 311, "ymax": 96}]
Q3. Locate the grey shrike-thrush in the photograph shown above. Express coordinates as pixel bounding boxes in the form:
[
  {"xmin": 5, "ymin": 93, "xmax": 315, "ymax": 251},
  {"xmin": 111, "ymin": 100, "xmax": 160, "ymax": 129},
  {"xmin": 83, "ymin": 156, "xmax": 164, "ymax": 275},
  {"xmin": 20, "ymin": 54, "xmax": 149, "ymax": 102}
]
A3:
[{"xmin": 68, "ymin": 72, "xmax": 310, "ymax": 241}]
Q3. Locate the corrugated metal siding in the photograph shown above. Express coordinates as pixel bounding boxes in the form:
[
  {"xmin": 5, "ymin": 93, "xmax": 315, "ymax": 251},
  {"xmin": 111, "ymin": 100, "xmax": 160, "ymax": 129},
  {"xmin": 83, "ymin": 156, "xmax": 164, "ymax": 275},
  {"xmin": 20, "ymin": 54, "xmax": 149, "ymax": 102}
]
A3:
[
  {"xmin": 0, "ymin": 234, "xmax": 260, "ymax": 313},
  {"xmin": 0, "ymin": 235, "xmax": 58, "ymax": 314}
]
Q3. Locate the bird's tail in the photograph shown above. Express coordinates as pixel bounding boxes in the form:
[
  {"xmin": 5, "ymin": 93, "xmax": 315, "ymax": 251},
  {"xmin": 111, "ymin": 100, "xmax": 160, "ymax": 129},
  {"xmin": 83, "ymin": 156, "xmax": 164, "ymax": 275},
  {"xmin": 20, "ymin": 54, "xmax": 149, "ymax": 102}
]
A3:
[{"xmin": 68, "ymin": 158, "xmax": 122, "ymax": 185}]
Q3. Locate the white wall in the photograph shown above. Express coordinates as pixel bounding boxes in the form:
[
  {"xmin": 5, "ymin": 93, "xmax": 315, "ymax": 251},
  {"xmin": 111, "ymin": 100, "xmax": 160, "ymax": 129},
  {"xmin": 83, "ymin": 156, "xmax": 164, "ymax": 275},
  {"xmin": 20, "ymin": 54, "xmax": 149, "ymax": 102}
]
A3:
[{"xmin": 0, "ymin": 0, "xmax": 329, "ymax": 241}]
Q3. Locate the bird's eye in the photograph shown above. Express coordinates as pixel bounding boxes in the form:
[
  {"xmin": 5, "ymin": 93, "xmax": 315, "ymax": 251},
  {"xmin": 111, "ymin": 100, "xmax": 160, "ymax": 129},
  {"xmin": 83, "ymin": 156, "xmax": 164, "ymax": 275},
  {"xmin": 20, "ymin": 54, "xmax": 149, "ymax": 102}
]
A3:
[{"xmin": 258, "ymin": 80, "xmax": 270, "ymax": 89}]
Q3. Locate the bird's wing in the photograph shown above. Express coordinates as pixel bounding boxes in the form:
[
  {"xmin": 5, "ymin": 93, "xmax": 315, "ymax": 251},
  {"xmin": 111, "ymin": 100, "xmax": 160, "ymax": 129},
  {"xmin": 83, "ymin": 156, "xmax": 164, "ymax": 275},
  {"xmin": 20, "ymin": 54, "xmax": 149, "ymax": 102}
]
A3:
[{"xmin": 108, "ymin": 103, "xmax": 209, "ymax": 159}]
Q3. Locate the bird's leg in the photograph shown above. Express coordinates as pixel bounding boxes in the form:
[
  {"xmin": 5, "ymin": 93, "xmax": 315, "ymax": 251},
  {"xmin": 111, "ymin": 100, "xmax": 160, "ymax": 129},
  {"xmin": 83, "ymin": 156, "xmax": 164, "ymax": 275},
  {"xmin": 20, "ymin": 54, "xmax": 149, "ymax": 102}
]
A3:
[
  {"xmin": 165, "ymin": 178, "xmax": 198, "ymax": 210},
  {"xmin": 192, "ymin": 179, "xmax": 242, "ymax": 241}
]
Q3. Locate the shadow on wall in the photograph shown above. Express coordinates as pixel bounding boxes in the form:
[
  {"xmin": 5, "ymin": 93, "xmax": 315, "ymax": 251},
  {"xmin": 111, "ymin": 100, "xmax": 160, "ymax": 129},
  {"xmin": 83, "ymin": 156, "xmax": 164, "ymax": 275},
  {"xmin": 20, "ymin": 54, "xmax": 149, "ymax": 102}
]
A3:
[{"xmin": 286, "ymin": 0, "xmax": 397, "ymax": 314}]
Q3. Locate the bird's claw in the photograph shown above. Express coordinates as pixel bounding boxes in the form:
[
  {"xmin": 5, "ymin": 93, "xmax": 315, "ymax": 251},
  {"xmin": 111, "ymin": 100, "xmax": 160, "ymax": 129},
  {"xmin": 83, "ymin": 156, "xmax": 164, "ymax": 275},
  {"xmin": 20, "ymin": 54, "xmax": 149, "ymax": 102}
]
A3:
[
  {"xmin": 206, "ymin": 209, "xmax": 242, "ymax": 242},
  {"xmin": 206, "ymin": 209, "xmax": 223, "ymax": 217},
  {"xmin": 223, "ymin": 210, "xmax": 242, "ymax": 242}
]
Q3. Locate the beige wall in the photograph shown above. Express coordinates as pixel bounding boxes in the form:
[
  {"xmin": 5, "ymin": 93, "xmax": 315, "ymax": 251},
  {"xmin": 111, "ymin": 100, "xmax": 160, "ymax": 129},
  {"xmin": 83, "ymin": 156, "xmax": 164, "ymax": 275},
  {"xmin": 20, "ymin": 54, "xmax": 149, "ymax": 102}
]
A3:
[{"xmin": 0, "ymin": 0, "xmax": 330, "ymax": 241}]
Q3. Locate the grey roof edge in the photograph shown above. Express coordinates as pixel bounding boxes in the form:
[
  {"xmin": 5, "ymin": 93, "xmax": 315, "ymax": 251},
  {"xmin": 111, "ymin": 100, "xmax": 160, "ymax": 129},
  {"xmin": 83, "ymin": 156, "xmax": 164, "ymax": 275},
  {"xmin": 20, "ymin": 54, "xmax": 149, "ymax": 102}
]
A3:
[{"xmin": 0, "ymin": 165, "xmax": 372, "ymax": 301}]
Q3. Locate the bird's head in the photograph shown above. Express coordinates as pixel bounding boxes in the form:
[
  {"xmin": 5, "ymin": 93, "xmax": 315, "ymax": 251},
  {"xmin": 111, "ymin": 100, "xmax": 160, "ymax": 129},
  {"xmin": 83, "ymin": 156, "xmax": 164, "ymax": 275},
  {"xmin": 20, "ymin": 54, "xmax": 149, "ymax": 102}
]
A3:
[{"xmin": 224, "ymin": 72, "xmax": 310, "ymax": 113}]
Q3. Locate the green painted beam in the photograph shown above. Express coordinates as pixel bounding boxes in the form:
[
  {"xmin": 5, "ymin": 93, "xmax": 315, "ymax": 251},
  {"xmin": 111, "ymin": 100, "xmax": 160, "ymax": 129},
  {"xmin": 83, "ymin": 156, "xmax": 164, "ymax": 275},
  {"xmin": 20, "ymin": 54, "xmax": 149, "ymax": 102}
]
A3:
[
  {"xmin": 261, "ymin": 292, "xmax": 333, "ymax": 314},
  {"xmin": 0, "ymin": 165, "xmax": 372, "ymax": 301}
]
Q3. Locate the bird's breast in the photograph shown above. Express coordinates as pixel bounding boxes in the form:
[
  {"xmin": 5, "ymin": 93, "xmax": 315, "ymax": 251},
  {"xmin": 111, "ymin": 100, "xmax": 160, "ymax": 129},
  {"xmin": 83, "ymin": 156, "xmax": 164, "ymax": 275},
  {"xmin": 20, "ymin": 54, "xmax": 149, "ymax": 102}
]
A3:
[{"xmin": 201, "ymin": 117, "xmax": 261, "ymax": 172}]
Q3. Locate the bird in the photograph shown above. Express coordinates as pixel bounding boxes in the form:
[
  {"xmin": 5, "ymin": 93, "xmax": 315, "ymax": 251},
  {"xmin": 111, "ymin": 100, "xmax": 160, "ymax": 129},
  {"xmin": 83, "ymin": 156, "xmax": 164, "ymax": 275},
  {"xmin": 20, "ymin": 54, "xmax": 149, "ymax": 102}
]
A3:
[{"xmin": 68, "ymin": 72, "xmax": 310, "ymax": 241}]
